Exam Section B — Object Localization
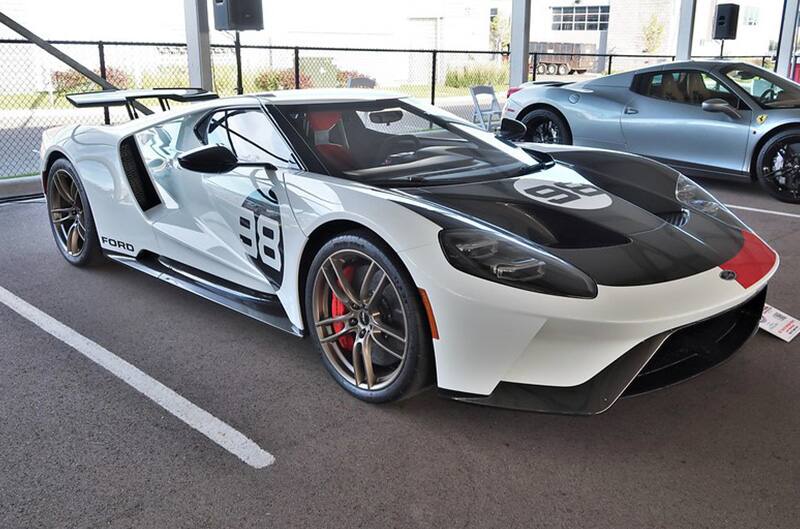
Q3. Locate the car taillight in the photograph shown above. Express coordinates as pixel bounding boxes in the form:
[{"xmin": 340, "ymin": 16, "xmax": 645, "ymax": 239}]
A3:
[{"xmin": 506, "ymin": 86, "xmax": 522, "ymax": 98}]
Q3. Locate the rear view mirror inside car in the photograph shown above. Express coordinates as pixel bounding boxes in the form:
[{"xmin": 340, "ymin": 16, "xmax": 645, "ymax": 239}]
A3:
[{"xmin": 369, "ymin": 110, "xmax": 403, "ymax": 124}]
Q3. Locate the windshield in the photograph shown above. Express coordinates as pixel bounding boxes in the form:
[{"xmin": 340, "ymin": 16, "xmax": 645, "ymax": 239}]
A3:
[
  {"xmin": 269, "ymin": 98, "xmax": 543, "ymax": 185},
  {"xmin": 722, "ymin": 65, "xmax": 800, "ymax": 109}
]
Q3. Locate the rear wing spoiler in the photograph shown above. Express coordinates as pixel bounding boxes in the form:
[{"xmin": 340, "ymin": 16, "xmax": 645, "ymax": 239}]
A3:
[{"xmin": 66, "ymin": 88, "xmax": 219, "ymax": 120}]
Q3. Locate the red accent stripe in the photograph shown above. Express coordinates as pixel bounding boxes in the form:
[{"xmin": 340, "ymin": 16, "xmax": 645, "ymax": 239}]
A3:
[{"xmin": 720, "ymin": 231, "xmax": 777, "ymax": 289}]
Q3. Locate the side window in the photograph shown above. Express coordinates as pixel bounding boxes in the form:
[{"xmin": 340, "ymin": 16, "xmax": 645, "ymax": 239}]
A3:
[
  {"xmin": 636, "ymin": 71, "xmax": 690, "ymax": 103},
  {"xmin": 204, "ymin": 109, "xmax": 299, "ymax": 168},
  {"xmin": 687, "ymin": 71, "xmax": 740, "ymax": 107}
]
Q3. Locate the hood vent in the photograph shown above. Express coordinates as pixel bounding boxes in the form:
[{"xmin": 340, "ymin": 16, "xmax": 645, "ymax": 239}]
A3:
[{"xmin": 657, "ymin": 209, "xmax": 690, "ymax": 228}]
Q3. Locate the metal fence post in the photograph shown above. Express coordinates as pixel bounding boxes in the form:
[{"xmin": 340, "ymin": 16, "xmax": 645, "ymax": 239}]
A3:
[
  {"xmin": 761, "ymin": 55, "xmax": 767, "ymax": 68},
  {"xmin": 607, "ymin": 54, "xmax": 613, "ymax": 75},
  {"xmin": 430, "ymin": 50, "xmax": 437, "ymax": 105},
  {"xmin": 531, "ymin": 52, "xmax": 537, "ymax": 81},
  {"xmin": 234, "ymin": 31, "xmax": 243, "ymax": 95},
  {"xmin": 98, "ymin": 41, "xmax": 110, "ymax": 124},
  {"xmin": 293, "ymin": 47, "xmax": 300, "ymax": 89}
]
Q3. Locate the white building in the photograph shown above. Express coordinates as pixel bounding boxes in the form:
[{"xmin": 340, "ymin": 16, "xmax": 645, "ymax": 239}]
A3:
[{"xmin": 528, "ymin": 0, "xmax": 783, "ymax": 58}]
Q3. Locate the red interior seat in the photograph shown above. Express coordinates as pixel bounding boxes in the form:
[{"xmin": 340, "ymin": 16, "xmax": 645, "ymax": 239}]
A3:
[{"xmin": 308, "ymin": 111, "xmax": 355, "ymax": 170}]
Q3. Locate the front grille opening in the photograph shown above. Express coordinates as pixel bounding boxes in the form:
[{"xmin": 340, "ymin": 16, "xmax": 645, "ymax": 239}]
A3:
[
  {"xmin": 120, "ymin": 136, "xmax": 161, "ymax": 211},
  {"xmin": 624, "ymin": 288, "xmax": 766, "ymax": 396}
]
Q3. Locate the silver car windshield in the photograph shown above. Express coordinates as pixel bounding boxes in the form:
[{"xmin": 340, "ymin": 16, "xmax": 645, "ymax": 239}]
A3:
[
  {"xmin": 270, "ymin": 98, "xmax": 544, "ymax": 185},
  {"xmin": 723, "ymin": 65, "xmax": 800, "ymax": 109}
]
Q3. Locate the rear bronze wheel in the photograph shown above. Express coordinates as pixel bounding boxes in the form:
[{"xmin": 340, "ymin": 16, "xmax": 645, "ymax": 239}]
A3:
[{"xmin": 45, "ymin": 159, "xmax": 103, "ymax": 265}]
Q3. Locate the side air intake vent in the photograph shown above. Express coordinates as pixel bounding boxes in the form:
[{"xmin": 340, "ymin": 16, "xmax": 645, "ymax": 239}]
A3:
[{"xmin": 119, "ymin": 136, "xmax": 161, "ymax": 211}]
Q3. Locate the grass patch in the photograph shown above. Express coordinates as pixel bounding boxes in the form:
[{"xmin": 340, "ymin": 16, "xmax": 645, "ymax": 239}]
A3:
[{"xmin": 0, "ymin": 172, "xmax": 39, "ymax": 180}]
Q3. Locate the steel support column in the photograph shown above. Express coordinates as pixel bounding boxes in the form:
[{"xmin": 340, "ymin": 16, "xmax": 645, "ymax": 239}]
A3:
[
  {"xmin": 184, "ymin": 0, "xmax": 213, "ymax": 90},
  {"xmin": 675, "ymin": 0, "xmax": 697, "ymax": 61},
  {"xmin": 777, "ymin": 0, "xmax": 800, "ymax": 77},
  {"xmin": 509, "ymin": 0, "xmax": 531, "ymax": 87}
]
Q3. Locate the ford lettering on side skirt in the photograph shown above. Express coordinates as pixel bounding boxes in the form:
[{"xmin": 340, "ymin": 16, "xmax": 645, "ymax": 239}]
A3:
[{"xmin": 101, "ymin": 236, "xmax": 135, "ymax": 253}]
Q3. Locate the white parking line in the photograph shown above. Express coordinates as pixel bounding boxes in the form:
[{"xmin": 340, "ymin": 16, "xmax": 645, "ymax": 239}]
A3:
[
  {"xmin": 726, "ymin": 204, "xmax": 800, "ymax": 220},
  {"xmin": 0, "ymin": 285, "xmax": 275, "ymax": 469}
]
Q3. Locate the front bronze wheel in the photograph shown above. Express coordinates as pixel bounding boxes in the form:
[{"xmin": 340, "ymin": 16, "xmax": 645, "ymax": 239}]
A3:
[{"xmin": 305, "ymin": 231, "xmax": 433, "ymax": 402}]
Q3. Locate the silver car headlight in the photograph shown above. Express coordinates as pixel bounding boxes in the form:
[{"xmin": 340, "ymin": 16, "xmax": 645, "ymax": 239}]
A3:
[
  {"xmin": 439, "ymin": 228, "xmax": 598, "ymax": 299},
  {"xmin": 675, "ymin": 174, "xmax": 746, "ymax": 229}
]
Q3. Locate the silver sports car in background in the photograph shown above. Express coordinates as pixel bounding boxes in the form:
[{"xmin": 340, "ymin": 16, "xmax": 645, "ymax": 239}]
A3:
[{"xmin": 503, "ymin": 60, "xmax": 800, "ymax": 203}]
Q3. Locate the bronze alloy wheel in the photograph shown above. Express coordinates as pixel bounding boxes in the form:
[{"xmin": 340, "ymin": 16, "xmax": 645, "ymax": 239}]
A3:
[
  {"xmin": 48, "ymin": 168, "xmax": 87, "ymax": 257},
  {"xmin": 311, "ymin": 249, "xmax": 409, "ymax": 391}
]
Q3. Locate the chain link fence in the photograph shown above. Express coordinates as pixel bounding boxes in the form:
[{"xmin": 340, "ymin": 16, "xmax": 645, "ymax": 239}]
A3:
[{"xmin": 0, "ymin": 37, "xmax": 779, "ymax": 186}]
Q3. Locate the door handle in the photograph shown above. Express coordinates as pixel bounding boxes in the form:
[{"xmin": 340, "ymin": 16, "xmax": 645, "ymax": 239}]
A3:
[{"xmin": 624, "ymin": 107, "xmax": 639, "ymax": 115}]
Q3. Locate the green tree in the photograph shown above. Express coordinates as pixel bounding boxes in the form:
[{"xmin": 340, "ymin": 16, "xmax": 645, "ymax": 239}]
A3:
[
  {"xmin": 642, "ymin": 15, "xmax": 665, "ymax": 53},
  {"xmin": 490, "ymin": 13, "xmax": 511, "ymax": 51}
]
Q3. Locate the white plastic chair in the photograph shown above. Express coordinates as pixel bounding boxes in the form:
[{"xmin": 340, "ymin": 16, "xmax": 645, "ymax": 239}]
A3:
[{"xmin": 470, "ymin": 85, "xmax": 502, "ymax": 131}]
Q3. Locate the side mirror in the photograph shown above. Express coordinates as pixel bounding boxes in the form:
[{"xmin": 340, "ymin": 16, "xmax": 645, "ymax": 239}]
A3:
[
  {"xmin": 178, "ymin": 144, "xmax": 239, "ymax": 173},
  {"xmin": 701, "ymin": 98, "xmax": 741, "ymax": 120},
  {"xmin": 495, "ymin": 118, "xmax": 527, "ymax": 141}
]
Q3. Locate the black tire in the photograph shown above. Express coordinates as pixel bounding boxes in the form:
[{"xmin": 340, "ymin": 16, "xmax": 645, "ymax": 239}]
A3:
[
  {"xmin": 546, "ymin": 63, "xmax": 557, "ymax": 75},
  {"xmin": 755, "ymin": 129, "xmax": 800, "ymax": 203},
  {"xmin": 304, "ymin": 230, "xmax": 433, "ymax": 403},
  {"xmin": 520, "ymin": 108, "xmax": 572, "ymax": 145},
  {"xmin": 536, "ymin": 63, "xmax": 547, "ymax": 75},
  {"xmin": 45, "ymin": 158, "xmax": 104, "ymax": 266},
  {"xmin": 557, "ymin": 63, "xmax": 569, "ymax": 75}
]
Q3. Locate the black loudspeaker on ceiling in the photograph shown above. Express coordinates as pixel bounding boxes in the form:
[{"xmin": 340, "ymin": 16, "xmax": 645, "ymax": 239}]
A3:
[
  {"xmin": 213, "ymin": 0, "xmax": 264, "ymax": 32},
  {"xmin": 713, "ymin": 3, "xmax": 739, "ymax": 40}
]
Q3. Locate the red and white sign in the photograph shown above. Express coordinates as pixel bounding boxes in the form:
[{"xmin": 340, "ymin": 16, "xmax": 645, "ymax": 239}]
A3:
[{"xmin": 760, "ymin": 304, "xmax": 799, "ymax": 343}]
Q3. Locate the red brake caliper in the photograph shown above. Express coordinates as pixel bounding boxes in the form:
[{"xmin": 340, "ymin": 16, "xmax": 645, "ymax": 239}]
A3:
[{"xmin": 330, "ymin": 265, "xmax": 355, "ymax": 351}]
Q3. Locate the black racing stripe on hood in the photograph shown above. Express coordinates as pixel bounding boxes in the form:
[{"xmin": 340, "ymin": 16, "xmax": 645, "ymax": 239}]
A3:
[{"xmin": 391, "ymin": 166, "xmax": 744, "ymax": 287}]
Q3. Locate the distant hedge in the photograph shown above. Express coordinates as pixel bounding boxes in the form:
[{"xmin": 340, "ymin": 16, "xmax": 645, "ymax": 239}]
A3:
[
  {"xmin": 254, "ymin": 65, "xmax": 371, "ymax": 90},
  {"xmin": 254, "ymin": 68, "xmax": 311, "ymax": 91},
  {"xmin": 444, "ymin": 63, "xmax": 508, "ymax": 88},
  {"xmin": 51, "ymin": 67, "xmax": 131, "ymax": 93}
]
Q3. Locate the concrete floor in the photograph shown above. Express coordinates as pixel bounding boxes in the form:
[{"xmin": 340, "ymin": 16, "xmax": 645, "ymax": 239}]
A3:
[{"xmin": 0, "ymin": 178, "xmax": 798, "ymax": 529}]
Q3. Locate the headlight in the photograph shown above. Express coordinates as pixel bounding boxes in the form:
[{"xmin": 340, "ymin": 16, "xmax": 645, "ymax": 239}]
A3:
[
  {"xmin": 439, "ymin": 228, "xmax": 597, "ymax": 298},
  {"xmin": 675, "ymin": 174, "xmax": 746, "ymax": 228}
]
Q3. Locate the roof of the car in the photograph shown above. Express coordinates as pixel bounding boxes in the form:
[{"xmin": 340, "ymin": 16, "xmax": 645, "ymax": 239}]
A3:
[
  {"xmin": 255, "ymin": 88, "xmax": 407, "ymax": 104},
  {"xmin": 100, "ymin": 88, "xmax": 411, "ymax": 132},
  {"xmin": 633, "ymin": 59, "xmax": 753, "ymax": 73}
]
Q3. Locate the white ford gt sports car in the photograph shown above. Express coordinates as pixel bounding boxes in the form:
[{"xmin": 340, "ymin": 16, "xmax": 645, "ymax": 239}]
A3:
[{"xmin": 40, "ymin": 88, "xmax": 778, "ymax": 414}]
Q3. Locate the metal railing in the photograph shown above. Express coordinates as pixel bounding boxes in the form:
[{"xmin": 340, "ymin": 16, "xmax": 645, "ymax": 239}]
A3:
[
  {"xmin": 0, "ymin": 37, "xmax": 780, "ymax": 181},
  {"xmin": 530, "ymin": 52, "xmax": 776, "ymax": 81}
]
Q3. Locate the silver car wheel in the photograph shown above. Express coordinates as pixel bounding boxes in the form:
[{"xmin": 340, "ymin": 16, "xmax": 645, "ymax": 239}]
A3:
[
  {"xmin": 311, "ymin": 249, "xmax": 408, "ymax": 391},
  {"xmin": 761, "ymin": 139, "xmax": 800, "ymax": 202},
  {"xmin": 528, "ymin": 119, "xmax": 561, "ymax": 143}
]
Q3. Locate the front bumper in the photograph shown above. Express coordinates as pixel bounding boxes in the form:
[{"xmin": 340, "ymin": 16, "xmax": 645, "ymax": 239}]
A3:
[
  {"xmin": 399, "ymin": 230, "xmax": 778, "ymax": 403},
  {"xmin": 440, "ymin": 288, "xmax": 766, "ymax": 415}
]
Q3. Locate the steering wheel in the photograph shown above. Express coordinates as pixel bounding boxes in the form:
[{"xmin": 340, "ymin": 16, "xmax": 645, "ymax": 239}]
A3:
[
  {"xmin": 376, "ymin": 135, "xmax": 421, "ymax": 164},
  {"xmin": 759, "ymin": 88, "xmax": 777, "ymax": 103}
]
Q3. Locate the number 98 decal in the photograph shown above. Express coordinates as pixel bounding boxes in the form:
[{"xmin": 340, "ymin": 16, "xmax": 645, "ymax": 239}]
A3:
[
  {"xmin": 513, "ymin": 179, "xmax": 612, "ymax": 210},
  {"xmin": 238, "ymin": 192, "xmax": 283, "ymax": 287}
]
